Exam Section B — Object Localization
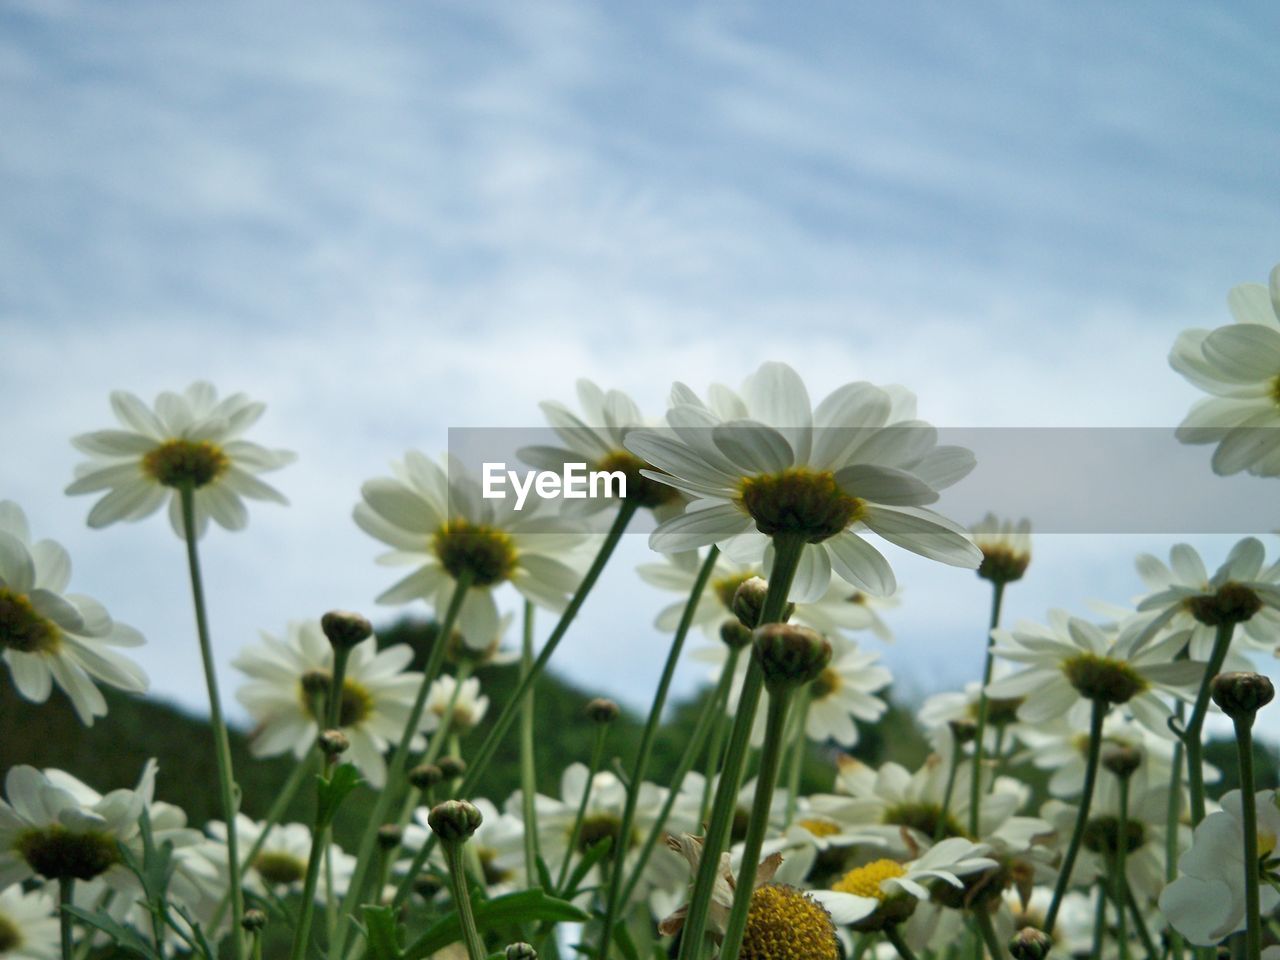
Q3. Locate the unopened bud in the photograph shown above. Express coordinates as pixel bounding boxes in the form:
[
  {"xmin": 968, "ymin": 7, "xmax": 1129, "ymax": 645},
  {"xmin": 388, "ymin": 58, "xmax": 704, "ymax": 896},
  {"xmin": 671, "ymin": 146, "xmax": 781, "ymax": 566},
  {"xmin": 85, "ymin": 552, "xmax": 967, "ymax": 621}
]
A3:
[
  {"xmin": 1212, "ymin": 671, "xmax": 1275, "ymax": 719},
  {"xmin": 437, "ymin": 756, "xmax": 466, "ymax": 780},
  {"xmin": 1008, "ymin": 928, "xmax": 1053, "ymax": 960},
  {"xmin": 506, "ymin": 943, "xmax": 537, "ymax": 960},
  {"xmin": 409, "ymin": 763, "xmax": 444, "ymax": 791},
  {"xmin": 318, "ymin": 729, "xmax": 349, "ymax": 758},
  {"xmin": 241, "ymin": 909, "xmax": 267, "ymax": 933},
  {"xmin": 321, "ymin": 610, "xmax": 374, "ymax": 650},
  {"xmin": 719, "ymin": 619, "xmax": 753, "ymax": 650},
  {"xmin": 414, "ymin": 874, "xmax": 445, "ymax": 898},
  {"xmin": 948, "ymin": 719, "xmax": 977, "ymax": 745},
  {"xmin": 1101, "ymin": 744, "xmax": 1143, "ymax": 779},
  {"xmin": 585, "ymin": 698, "xmax": 620, "ymax": 725},
  {"xmin": 377, "ymin": 824, "xmax": 403, "ymax": 850},
  {"xmin": 732, "ymin": 577, "xmax": 769, "ymax": 628},
  {"xmin": 753, "ymin": 623, "xmax": 831, "ymax": 691},
  {"xmin": 428, "ymin": 799, "xmax": 483, "ymax": 843}
]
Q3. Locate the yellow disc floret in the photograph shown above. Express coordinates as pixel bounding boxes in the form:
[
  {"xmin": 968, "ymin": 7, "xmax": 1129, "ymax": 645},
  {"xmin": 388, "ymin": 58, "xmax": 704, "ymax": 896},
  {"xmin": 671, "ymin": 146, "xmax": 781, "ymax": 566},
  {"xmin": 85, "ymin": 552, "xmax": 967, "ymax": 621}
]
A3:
[
  {"xmin": 298, "ymin": 672, "xmax": 374, "ymax": 727},
  {"xmin": 0, "ymin": 588, "xmax": 62, "ymax": 655},
  {"xmin": 141, "ymin": 439, "xmax": 230, "ymax": 489},
  {"xmin": 737, "ymin": 469, "xmax": 865, "ymax": 544},
  {"xmin": 740, "ymin": 883, "xmax": 839, "ymax": 960},
  {"xmin": 798, "ymin": 818, "xmax": 842, "ymax": 839},
  {"xmin": 832, "ymin": 859, "xmax": 906, "ymax": 900},
  {"xmin": 432, "ymin": 519, "xmax": 518, "ymax": 587}
]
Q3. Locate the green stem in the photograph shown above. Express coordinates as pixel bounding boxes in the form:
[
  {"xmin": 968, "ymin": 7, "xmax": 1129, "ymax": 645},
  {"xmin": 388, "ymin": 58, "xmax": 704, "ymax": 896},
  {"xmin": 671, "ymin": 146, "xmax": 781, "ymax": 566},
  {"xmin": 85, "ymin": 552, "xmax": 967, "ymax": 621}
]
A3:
[
  {"xmin": 1234, "ymin": 713, "xmax": 1262, "ymax": 960},
  {"xmin": 519, "ymin": 601, "xmax": 541, "ymax": 887},
  {"xmin": 597, "ymin": 546, "xmax": 718, "ymax": 956},
  {"xmin": 334, "ymin": 571, "xmax": 471, "ymax": 955},
  {"xmin": 1125, "ymin": 885, "xmax": 1159, "ymax": 960},
  {"xmin": 617, "ymin": 644, "xmax": 741, "ymax": 908},
  {"xmin": 718, "ymin": 686, "xmax": 796, "ymax": 960},
  {"xmin": 179, "ymin": 485, "xmax": 245, "ymax": 960},
  {"xmin": 1092, "ymin": 882, "xmax": 1107, "ymax": 959},
  {"xmin": 973, "ymin": 909, "xmax": 1006, "ymax": 960},
  {"xmin": 1165, "ymin": 699, "xmax": 1187, "ymax": 960},
  {"xmin": 884, "ymin": 925, "xmax": 920, "ymax": 960},
  {"xmin": 936, "ymin": 736, "xmax": 963, "ymax": 843},
  {"xmin": 1114, "ymin": 776, "xmax": 1131, "ymax": 960},
  {"xmin": 325, "ymin": 646, "xmax": 353, "ymax": 733},
  {"xmin": 556, "ymin": 723, "xmax": 610, "ymax": 891},
  {"xmin": 1045, "ymin": 698, "xmax": 1107, "ymax": 933},
  {"xmin": 968, "ymin": 580, "xmax": 1006, "ymax": 837},
  {"xmin": 675, "ymin": 534, "xmax": 805, "ymax": 960},
  {"xmin": 782, "ymin": 686, "xmax": 812, "ymax": 827},
  {"xmin": 396, "ymin": 661, "xmax": 473, "ymax": 829},
  {"xmin": 1183, "ymin": 622, "xmax": 1234, "ymax": 826},
  {"xmin": 58, "ymin": 878, "xmax": 74, "ymax": 960},
  {"xmin": 442, "ymin": 842, "xmax": 487, "ymax": 960},
  {"xmin": 699, "ymin": 665, "xmax": 737, "ymax": 826},
  {"xmin": 286, "ymin": 812, "xmax": 330, "ymax": 960}
]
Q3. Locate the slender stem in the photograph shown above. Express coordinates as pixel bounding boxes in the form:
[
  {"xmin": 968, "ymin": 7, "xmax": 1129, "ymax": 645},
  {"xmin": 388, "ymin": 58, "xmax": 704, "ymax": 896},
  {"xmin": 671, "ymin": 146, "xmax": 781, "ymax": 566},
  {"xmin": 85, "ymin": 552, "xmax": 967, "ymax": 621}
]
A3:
[
  {"xmin": 442, "ymin": 842, "xmax": 487, "ymax": 960},
  {"xmin": 936, "ymin": 737, "xmax": 963, "ymax": 843},
  {"xmin": 179, "ymin": 485, "xmax": 245, "ymax": 960},
  {"xmin": 556, "ymin": 723, "xmax": 610, "ymax": 891},
  {"xmin": 1114, "ymin": 776, "xmax": 1131, "ymax": 960},
  {"xmin": 325, "ymin": 646, "xmax": 353, "ymax": 733},
  {"xmin": 782, "ymin": 685, "xmax": 812, "ymax": 826},
  {"xmin": 1091, "ymin": 882, "xmax": 1107, "ymax": 959},
  {"xmin": 1234, "ymin": 713, "xmax": 1262, "ymax": 960},
  {"xmin": 519, "ymin": 601, "xmax": 541, "ymax": 887},
  {"xmin": 1165, "ymin": 698, "xmax": 1187, "ymax": 960},
  {"xmin": 884, "ymin": 925, "xmax": 920, "ymax": 960},
  {"xmin": 1125, "ymin": 885, "xmax": 1158, "ymax": 960},
  {"xmin": 718, "ymin": 686, "xmax": 796, "ymax": 960},
  {"xmin": 396, "ymin": 661, "xmax": 473, "ymax": 829},
  {"xmin": 973, "ymin": 908, "xmax": 1006, "ymax": 960},
  {"xmin": 969, "ymin": 580, "xmax": 1006, "ymax": 837},
  {"xmin": 286, "ymin": 816, "xmax": 330, "ymax": 960},
  {"xmin": 676, "ymin": 534, "xmax": 806, "ymax": 960},
  {"xmin": 699, "ymin": 662, "xmax": 738, "ymax": 826},
  {"xmin": 335, "ymin": 571, "xmax": 471, "ymax": 955},
  {"xmin": 58, "ymin": 878, "xmax": 74, "ymax": 960},
  {"xmin": 1183, "ymin": 622, "xmax": 1234, "ymax": 826},
  {"xmin": 1045, "ymin": 698, "xmax": 1108, "ymax": 933},
  {"xmin": 618, "ymin": 644, "xmax": 741, "ymax": 908},
  {"xmin": 598, "ymin": 546, "xmax": 718, "ymax": 956}
]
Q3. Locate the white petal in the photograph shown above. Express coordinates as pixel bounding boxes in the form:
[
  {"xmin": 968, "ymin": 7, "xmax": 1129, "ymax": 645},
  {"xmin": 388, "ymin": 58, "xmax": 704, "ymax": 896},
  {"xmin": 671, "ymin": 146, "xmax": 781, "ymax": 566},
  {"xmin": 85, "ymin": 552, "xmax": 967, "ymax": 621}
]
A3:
[{"xmin": 860, "ymin": 505, "xmax": 981, "ymax": 568}]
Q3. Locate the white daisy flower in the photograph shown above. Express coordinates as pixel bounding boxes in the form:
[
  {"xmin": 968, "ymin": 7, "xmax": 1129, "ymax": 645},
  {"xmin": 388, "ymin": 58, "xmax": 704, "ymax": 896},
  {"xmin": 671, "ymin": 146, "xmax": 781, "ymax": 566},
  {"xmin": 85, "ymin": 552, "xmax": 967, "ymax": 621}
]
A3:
[
  {"xmin": 423, "ymin": 674, "xmax": 488, "ymax": 734},
  {"xmin": 624, "ymin": 362, "xmax": 980, "ymax": 602},
  {"xmin": 1128, "ymin": 538, "xmax": 1280, "ymax": 656},
  {"xmin": 0, "ymin": 761, "xmax": 156, "ymax": 889},
  {"xmin": 1158, "ymin": 788, "xmax": 1280, "ymax": 946},
  {"xmin": 969, "ymin": 513, "xmax": 1032, "ymax": 585},
  {"xmin": 354, "ymin": 451, "xmax": 586, "ymax": 645},
  {"xmin": 233, "ymin": 620, "xmax": 425, "ymax": 789},
  {"xmin": 66, "ymin": 382, "xmax": 295, "ymax": 539},
  {"xmin": 987, "ymin": 611, "xmax": 1205, "ymax": 737},
  {"xmin": 811, "ymin": 837, "xmax": 996, "ymax": 931},
  {"xmin": 918, "ymin": 673, "xmax": 1027, "ymax": 757},
  {"xmin": 0, "ymin": 501, "xmax": 147, "ymax": 725},
  {"xmin": 402, "ymin": 798, "xmax": 524, "ymax": 896},
  {"xmin": 1170, "ymin": 262, "xmax": 1280, "ymax": 476},
  {"xmin": 203, "ymin": 815, "xmax": 354, "ymax": 902},
  {"xmin": 519, "ymin": 378, "xmax": 684, "ymax": 515},
  {"xmin": 0, "ymin": 885, "xmax": 59, "ymax": 960}
]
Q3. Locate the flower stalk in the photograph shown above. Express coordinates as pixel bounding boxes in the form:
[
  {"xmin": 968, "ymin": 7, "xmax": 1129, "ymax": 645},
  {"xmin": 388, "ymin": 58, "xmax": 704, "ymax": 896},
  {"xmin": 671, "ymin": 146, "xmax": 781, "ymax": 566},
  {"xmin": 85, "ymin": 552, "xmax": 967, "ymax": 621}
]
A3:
[
  {"xmin": 519, "ymin": 600, "xmax": 541, "ymax": 887},
  {"xmin": 969, "ymin": 579, "xmax": 1006, "ymax": 837},
  {"xmin": 1182, "ymin": 622, "xmax": 1234, "ymax": 826}
]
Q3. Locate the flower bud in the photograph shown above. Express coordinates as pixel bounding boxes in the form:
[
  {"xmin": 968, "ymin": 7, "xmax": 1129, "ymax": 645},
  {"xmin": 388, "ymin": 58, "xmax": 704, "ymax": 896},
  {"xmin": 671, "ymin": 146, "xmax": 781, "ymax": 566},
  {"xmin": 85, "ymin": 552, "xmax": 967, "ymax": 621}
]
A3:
[
  {"xmin": 1211, "ymin": 671, "xmax": 1275, "ymax": 719},
  {"xmin": 585, "ymin": 698, "xmax": 620, "ymax": 725},
  {"xmin": 506, "ymin": 943, "xmax": 538, "ymax": 960},
  {"xmin": 1008, "ymin": 928, "xmax": 1053, "ymax": 960},
  {"xmin": 1101, "ymin": 744, "xmax": 1143, "ymax": 780},
  {"xmin": 437, "ymin": 756, "xmax": 466, "ymax": 780},
  {"xmin": 321, "ymin": 610, "xmax": 374, "ymax": 650},
  {"xmin": 377, "ymin": 824, "xmax": 403, "ymax": 850},
  {"xmin": 241, "ymin": 909, "xmax": 267, "ymax": 933},
  {"xmin": 428, "ymin": 799, "xmax": 483, "ymax": 843},
  {"xmin": 732, "ymin": 577, "xmax": 770, "ymax": 628},
  {"xmin": 753, "ymin": 623, "xmax": 831, "ymax": 691},
  {"xmin": 318, "ymin": 729, "xmax": 349, "ymax": 758},
  {"xmin": 719, "ymin": 619, "xmax": 754, "ymax": 650},
  {"xmin": 409, "ymin": 763, "xmax": 444, "ymax": 791},
  {"xmin": 948, "ymin": 719, "xmax": 978, "ymax": 745}
]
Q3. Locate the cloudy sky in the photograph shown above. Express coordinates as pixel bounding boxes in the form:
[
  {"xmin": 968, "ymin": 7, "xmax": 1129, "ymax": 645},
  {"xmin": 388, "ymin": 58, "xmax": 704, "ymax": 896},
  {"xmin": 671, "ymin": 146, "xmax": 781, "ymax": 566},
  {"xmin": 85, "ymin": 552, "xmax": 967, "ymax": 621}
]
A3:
[{"xmin": 3, "ymin": 1, "xmax": 1280, "ymax": 737}]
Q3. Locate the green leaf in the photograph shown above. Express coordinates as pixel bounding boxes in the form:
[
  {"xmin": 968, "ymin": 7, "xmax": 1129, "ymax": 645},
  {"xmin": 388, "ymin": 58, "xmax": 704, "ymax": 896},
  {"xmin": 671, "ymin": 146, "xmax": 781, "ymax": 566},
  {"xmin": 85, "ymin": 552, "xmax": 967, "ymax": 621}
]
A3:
[
  {"xmin": 403, "ymin": 889, "xmax": 589, "ymax": 960},
  {"xmin": 561, "ymin": 836, "xmax": 612, "ymax": 900},
  {"xmin": 316, "ymin": 763, "xmax": 364, "ymax": 827},
  {"xmin": 63, "ymin": 906, "xmax": 160, "ymax": 960},
  {"xmin": 361, "ymin": 905, "xmax": 404, "ymax": 960},
  {"xmin": 608, "ymin": 918, "xmax": 641, "ymax": 960}
]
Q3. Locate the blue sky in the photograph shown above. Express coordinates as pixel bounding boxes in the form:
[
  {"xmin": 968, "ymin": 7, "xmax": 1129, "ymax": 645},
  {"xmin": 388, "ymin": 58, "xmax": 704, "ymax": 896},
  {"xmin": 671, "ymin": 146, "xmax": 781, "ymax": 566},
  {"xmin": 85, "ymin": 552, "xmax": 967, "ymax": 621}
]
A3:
[{"xmin": 2, "ymin": 1, "xmax": 1280, "ymax": 735}]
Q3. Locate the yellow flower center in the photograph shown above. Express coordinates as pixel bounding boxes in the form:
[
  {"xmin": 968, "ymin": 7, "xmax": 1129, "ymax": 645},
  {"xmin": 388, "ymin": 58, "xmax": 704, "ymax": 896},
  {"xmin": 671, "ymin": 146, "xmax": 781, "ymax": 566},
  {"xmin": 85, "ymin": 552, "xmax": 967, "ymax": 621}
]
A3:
[
  {"xmin": 713, "ymin": 571, "xmax": 758, "ymax": 611},
  {"xmin": 0, "ymin": 588, "xmax": 62, "ymax": 654},
  {"xmin": 810, "ymin": 667, "xmax": 841, "ymax": 701},
  {"xmin": 737, "ymin": 469, "xmax": 866, "ymax": 544},
  {"xmin": 741, "ymin": 883, "xmax": 839, "ymax": 960},
  {"xmin": 141, "ymin": 439, "xmax": 230, "ymax": 488},
  {"xmin": 16, "ymin": 826, "xmax": 120, "ymax": 881},
  {"xmin": 1183, "ymin": 582, "xmax": 1264, "ymax": 627},
  {"xmin": 883, "ymin": 801, "xmax": 966, "ymax": 841},
  {"xmin": 832, "ymin": 859, "xmax": 906, "ymax": 900},
  {"xmin": 298, "ymin": 671, "xmax": 374, "ymax": 727},
  {"xmin": 253, "ymin": 851, "xmax": 307, "ymax": 887},
  {"xmin": 596, "ymin": 450, "xmax": 681, "ymax": 509},
  {"xmin": 478, "ymin": 847, "xmax": 515, "ymax": 886},
  {"xmin": 798, "ymin": 818, "xmax": 842, "ymax": 839},
  {"xmin": 0, "ymin": 914, "xmax": 20, "ymax": 953},
  {"xmin": 1062, "ymin": 653, "xmax": 1148, "ymax": 704},
  {"xmin": 432, "ymin": 520, "xmax": 518, "ymax": 587}
]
